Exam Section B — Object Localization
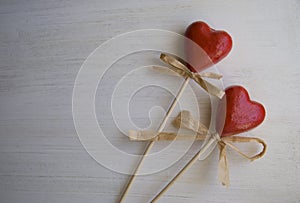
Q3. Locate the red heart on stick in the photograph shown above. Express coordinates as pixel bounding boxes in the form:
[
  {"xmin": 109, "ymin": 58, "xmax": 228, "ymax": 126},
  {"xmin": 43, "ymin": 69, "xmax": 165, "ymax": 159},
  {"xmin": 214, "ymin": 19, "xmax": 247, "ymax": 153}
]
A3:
[
  {"xmin": 219, "ymin": 86, "xmax": 266, "ymax": 137},
  {"xmin": 185, "ymin": 21, "xmax": 233, "ymax": 72}
]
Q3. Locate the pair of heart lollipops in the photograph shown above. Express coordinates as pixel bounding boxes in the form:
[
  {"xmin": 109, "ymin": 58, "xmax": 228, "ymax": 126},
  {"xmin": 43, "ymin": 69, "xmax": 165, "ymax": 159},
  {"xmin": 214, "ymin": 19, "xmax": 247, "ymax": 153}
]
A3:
[{"xmin": 120, "ymin": 21, "xmax": 267, "ymax": 203}]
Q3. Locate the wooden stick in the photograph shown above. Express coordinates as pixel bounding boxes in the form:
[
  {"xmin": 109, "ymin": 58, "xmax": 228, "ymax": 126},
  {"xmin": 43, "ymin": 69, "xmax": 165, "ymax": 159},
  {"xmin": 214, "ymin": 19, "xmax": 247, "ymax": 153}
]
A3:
[
  {"xmin": 150, "ymin": 137, "xmax": 217, "ymax": 203},
  {"xmin": 119, "ymin": 77, "xmax": 190, "ymax": 202}
]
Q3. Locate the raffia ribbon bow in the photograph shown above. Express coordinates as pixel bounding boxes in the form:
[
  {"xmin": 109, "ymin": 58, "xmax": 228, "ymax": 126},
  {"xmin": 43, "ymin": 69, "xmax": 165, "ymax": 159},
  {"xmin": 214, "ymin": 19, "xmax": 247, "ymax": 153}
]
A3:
[
  {"xmin": 129, "ymin": 110, "xmax": 267, "ymax": 186},
  {"xmin": 159, "ymin": 54, "xmax": 225, "ymax": 99}
]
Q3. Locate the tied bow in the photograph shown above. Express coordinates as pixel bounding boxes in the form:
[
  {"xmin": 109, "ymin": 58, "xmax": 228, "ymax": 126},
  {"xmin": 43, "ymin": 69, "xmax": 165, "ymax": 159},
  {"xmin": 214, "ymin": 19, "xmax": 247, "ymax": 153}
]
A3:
[
  {"xmin": 159, "ymin": 54, "xmax": 225, "ymax": 99},
  {"xmin": 129, "ymin": 111, "xmax": 267, "ymax": 187}
]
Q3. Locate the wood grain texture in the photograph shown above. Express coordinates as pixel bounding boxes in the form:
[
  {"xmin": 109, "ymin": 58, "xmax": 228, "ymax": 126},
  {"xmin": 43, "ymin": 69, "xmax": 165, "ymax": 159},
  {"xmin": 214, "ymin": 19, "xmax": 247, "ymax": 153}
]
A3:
[{"xmin": 0, "ymin": 0, "xmax": 300, "ymax": 202}]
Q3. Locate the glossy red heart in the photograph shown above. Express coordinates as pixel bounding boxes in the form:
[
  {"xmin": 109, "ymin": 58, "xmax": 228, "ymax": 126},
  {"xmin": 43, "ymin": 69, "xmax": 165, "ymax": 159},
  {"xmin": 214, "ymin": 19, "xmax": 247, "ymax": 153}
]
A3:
[
  {"xmin": 185, "ymin": 21, "xmax": 233, "ymax": 72},
  {"xmin": 218, "ymin": 86, "xmax": 266, "ymax": 137}
]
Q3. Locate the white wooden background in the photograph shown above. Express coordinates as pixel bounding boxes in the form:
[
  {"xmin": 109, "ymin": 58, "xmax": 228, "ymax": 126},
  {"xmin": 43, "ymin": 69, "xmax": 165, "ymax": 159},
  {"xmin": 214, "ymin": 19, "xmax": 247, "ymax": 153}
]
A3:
[{"xmin": 1, "ymin": 0, "xmax": 300, "ymax": 202}]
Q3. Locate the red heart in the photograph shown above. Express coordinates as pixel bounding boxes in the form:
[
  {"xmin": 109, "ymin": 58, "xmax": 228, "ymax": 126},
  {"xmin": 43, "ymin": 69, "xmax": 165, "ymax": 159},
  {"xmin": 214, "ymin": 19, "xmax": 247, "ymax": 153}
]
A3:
[
  {"xmin": 218, "ymin": 86, "xmax": 266, "ymax": 137},
  {"xmin": 185, "ymin": 21, "xmax": 233, "ymax": 72}
]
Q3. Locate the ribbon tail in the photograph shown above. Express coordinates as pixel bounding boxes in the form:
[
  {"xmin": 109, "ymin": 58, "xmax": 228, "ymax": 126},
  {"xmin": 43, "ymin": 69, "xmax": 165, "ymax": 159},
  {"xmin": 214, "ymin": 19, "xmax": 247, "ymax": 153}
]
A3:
[
  {"xmin": 194, "ymin": 77, "xmax": 225, "ymax": 99},
  {"xmin": 128, "ymin": 130, "xmax": 207, "ymax": 141},
  {"xmin": 198, "ymin": 72, "xmax": 223, "ymax": 79},
  {"xmin": 218, "ymin": 142, "xmax": 230, "ymax": 187}
]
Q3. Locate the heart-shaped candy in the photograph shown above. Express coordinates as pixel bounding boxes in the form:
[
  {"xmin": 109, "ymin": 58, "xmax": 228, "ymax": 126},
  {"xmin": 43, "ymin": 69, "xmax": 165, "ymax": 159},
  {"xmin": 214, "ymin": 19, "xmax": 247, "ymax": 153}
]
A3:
[
  {"xmin": 185, "ymin": 21, "xmax": 233, "ymax": 72},
  {"xmin": 219, "ymin": 86, "xmax": 265, "ymax": 137}
]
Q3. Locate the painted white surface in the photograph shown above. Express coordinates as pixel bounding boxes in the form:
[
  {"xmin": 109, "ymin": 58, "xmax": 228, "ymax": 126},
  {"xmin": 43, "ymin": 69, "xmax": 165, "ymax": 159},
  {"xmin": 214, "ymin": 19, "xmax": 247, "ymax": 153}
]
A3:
[{"xmin": 0, "ymin": 0, "xmax": 299, "ymax": 202}]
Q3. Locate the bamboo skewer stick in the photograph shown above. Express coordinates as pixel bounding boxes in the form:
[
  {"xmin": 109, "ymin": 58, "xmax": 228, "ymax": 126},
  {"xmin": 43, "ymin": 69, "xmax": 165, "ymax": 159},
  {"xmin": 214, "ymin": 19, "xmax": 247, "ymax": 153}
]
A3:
[
  {"xmin": 150, "ymin": 137, "xmax": 217, "ymax": 203},
  {"xmin": 119, "ymin": 77, "xmax": 190, "ymax": 203}
]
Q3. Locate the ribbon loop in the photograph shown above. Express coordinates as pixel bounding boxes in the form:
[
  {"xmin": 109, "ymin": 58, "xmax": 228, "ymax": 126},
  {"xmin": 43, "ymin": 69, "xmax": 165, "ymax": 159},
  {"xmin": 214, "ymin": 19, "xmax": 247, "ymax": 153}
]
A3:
[
  {"xmin": 222, "ymin": 136, "xmax": 267, "ymax": 161},
  {"xmin": 173, "ymin": 110, "xmax": 208, "ymax": 135}
]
